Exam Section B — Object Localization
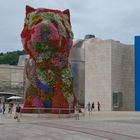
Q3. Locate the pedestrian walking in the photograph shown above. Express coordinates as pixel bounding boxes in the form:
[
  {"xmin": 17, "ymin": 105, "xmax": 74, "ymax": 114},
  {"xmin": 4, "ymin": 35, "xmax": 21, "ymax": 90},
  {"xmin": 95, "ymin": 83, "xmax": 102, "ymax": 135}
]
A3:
[{"xmin": 14, "ymin": 103, "xmax": 21, "ymax": 122}]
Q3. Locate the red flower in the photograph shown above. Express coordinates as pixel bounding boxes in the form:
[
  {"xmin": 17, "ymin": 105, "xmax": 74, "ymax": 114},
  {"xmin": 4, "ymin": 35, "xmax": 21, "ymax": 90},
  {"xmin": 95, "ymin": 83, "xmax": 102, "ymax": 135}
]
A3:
[
  {"xmin": 51, "ymin": 58, "xmax": 60, "ymax": 66},
  {"xmin": 48, "ymin": 23, "xmax": 60, "ymax": 46}
]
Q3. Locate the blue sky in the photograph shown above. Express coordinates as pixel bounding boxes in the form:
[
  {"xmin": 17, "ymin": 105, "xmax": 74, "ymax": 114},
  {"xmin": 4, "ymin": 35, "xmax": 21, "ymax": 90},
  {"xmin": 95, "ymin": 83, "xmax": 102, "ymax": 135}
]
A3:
[{"xmin": 0, "ymin": 0, "xmax": 140, "ymax": 52}]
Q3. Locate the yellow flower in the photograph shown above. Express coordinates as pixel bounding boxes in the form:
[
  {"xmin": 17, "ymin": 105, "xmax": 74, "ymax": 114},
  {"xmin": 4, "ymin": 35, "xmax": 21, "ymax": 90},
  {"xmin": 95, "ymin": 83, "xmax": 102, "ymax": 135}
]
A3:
[{"xmin": 31, "ymin": 15, "xmax": 42, "ymax": 27}]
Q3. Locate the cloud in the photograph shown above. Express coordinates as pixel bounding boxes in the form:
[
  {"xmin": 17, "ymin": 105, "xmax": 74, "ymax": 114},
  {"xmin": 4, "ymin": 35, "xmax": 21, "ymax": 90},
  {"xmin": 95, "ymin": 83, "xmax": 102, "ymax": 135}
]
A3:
[{"xmin": 0, "ymin": 0, "xmax": 140, "ymax": 52}]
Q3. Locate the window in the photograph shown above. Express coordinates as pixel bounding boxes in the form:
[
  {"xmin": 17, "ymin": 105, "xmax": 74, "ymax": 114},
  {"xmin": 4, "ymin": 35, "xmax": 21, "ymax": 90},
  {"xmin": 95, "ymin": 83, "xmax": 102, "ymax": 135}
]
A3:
[{"xmin": 113, "ymin": 92, "xmax": 122, "ymax": 109}]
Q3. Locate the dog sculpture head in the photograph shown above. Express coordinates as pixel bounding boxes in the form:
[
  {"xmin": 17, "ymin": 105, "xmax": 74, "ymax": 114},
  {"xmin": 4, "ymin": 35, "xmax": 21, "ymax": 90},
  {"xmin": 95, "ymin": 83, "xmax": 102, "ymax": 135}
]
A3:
[{"xmin": 21, "ymin": 5, "xmax": 73, "ymax": 60}]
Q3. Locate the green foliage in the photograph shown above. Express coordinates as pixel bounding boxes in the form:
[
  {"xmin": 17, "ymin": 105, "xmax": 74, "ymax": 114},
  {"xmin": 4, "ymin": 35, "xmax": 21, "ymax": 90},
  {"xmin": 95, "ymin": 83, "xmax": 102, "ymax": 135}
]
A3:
[{"xmin": 0, "ymin": 50, "xmax": 26, "ymax": 65}]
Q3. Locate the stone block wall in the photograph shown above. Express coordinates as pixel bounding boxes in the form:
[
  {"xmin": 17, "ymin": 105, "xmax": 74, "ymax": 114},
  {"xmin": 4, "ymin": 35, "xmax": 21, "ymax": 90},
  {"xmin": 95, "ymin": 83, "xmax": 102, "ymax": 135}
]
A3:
[
  {"xmin": 85, "ymin": 39, "xmax": 112, "ymax": 111},
  {"xmin": 0, "ymin": 65, "xmax": 24, "ymax": 95},
  {"xmin": 111, "ymin": 40, "xmax": 134, "ymax": 111}
]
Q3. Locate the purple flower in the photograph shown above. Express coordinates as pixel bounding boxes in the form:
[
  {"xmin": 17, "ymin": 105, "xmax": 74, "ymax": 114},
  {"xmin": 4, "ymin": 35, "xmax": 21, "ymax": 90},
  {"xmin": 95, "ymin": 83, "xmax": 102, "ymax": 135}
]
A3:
[{"xmin": 32, "ymin": 96, "xmax": 44, "ymax": 108}]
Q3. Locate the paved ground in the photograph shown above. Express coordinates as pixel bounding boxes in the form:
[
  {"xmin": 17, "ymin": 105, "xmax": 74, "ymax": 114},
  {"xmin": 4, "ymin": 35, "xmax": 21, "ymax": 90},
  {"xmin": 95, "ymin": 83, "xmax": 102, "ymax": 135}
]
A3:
[{"xmin": 0, "ymin": 111, "xmax": 140, "ymax": 140}]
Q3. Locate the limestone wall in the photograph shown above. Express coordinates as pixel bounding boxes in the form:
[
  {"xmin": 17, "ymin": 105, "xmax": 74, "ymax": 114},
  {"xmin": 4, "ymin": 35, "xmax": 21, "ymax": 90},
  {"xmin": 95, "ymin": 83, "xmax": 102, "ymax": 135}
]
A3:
[
  {"xmin": 111, "ymin": 41, "xmax": 134, "ymax": 111},
  {"xmin": 0, "ymin": 65, "xmax": 24, "ymax": 95},
  {"xmin": 85, "ymin": 39, "xmax": 112, "ymax": 111}
]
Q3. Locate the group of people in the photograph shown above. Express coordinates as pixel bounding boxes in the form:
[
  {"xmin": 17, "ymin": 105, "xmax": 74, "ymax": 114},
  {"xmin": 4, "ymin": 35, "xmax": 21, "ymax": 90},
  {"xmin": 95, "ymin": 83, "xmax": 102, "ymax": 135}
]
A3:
[
  {"xmin": 87, "ymin": 101, "xmax": 101, "ymax": 113},
  {"xmin": 74, "ymin": 101, "xmax": 101, "ymax": 120},
  {"xmin": 1, "ymin": 101, "xmax": 100, "ymax": 121},
  {"xmin": 0, "ymin": 103, "xmax": 21, "ymax": 122}
]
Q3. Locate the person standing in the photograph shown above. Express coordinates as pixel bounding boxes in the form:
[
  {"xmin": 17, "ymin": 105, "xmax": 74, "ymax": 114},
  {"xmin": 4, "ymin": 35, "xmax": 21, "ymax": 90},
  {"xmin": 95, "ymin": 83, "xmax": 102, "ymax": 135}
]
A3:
[
  {"xmin": 97, "ymin": 101, "xmax": 101, "ymax": 111},
  {"xmin": 87, "ymin": 102, "xmax": 91, "ymax": 115},
  {"xmin": 0, "ymin": 105, "xmax": 2, "ymax": 113},
  {"xmin": 75, "ymin": 103, "xmax": 80, "ymax": 120},
  {"xmin": 2, "ymin": 103, "xmax": 5, "ymax": 114},
  {"xmin": 91, "ymin": 101, "xmax": 95, "ymax": 112},
  {"xmin": 8, "ymin": 103, "xmax": 12, "ymax": 114}
]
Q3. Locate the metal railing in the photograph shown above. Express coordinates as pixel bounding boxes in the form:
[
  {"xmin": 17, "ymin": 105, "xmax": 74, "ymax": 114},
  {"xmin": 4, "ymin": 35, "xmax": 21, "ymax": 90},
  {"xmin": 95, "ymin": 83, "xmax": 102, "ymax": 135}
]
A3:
[
  {"xmin": 22, "ymin": 107, "xmax": 74, "ymax": 113},
  {"xmin": 20, "ymin": 107, "xmax": 85, "ymax": 118}
]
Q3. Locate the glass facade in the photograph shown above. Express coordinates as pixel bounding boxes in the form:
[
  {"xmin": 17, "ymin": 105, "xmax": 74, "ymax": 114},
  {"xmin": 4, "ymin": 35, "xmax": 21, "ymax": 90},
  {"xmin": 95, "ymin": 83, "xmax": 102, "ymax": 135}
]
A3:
[
  {"xmin": 135, "ymin": 36, "xmax": 140, "ymax": 111},
  {"xmin": 70, "ymin": 42, "xmax": 85, "ymax": 106}
]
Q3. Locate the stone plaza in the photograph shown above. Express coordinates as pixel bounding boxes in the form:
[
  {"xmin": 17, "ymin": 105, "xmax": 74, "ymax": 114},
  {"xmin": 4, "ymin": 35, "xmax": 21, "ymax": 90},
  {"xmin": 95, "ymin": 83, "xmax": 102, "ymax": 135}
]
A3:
[{"xmin": 0, "ymin": 111, "xmax": 140, "ymax": 140}]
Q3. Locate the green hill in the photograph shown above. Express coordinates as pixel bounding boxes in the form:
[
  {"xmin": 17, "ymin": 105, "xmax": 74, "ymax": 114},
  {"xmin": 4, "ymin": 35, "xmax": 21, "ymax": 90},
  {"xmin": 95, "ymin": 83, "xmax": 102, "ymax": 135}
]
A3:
[{"xmin": 0, "ymin": 50, "xmax": 26, "ymax": 65}]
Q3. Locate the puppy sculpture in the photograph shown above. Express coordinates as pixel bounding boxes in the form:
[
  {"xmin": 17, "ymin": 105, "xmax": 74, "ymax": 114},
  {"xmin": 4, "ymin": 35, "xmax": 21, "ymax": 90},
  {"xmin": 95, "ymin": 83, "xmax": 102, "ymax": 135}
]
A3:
[{"xmin": 21, "ymin": 6, "xmax": 74, "ymax": 113}]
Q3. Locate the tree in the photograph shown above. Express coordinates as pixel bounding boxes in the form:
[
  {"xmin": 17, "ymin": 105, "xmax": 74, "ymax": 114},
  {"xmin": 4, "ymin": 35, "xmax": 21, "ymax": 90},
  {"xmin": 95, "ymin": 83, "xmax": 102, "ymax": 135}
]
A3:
[{"xmin": 0, "ymin": 50, "xmax": 26, "ymax": 65}]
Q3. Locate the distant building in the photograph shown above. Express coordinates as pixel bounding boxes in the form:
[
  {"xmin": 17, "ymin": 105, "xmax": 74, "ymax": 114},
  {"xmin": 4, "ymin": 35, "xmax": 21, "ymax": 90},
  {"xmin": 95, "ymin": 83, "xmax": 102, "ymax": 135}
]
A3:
[
  {"xmin": 0, "ymin": 64, "xmax": 24, "ymax": 102},
  {"xmin": 70, "ymin": 37, "xmax": 134, "ymax": 111},
  {"xmin": 0, "ymin": 54, "xmax": 29, "ymax": 102}
]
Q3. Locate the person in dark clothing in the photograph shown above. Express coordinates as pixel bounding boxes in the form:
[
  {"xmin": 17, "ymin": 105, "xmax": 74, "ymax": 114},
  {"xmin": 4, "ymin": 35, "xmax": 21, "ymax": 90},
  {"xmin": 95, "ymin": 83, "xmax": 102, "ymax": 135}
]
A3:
[
  {"xmin": 87, "ymin": 102, "xmax": 91, "ymax": 115},
  {"xmin": 97, "ymin": 101, "xmax": 101, "ymax": 111},
  {"xmin": 91, "ymin": 102, "xmax": 95, "ymax": 112},
  {"xmin": 2, "ymin": 103, "xmax": 5, "ymax": 114}
]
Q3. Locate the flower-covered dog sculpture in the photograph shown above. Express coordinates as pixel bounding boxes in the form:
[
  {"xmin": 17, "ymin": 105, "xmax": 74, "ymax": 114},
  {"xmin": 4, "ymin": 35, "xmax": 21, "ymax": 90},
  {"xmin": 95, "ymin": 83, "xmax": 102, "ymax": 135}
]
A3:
[{"xmin": 21, "ymin": 6, "xmax": 74, "ymax": 113}]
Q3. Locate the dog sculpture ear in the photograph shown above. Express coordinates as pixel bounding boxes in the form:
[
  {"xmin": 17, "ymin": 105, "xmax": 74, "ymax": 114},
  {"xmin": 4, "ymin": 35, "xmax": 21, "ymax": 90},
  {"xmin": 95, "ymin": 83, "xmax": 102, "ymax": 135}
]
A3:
[
  {"xmin": 26, "ymin": 5, "xmax": 35, "ymax": 16},
  {"xmin": 63, "ymin": 9, "xmax": 70, "ymax": 23}
]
